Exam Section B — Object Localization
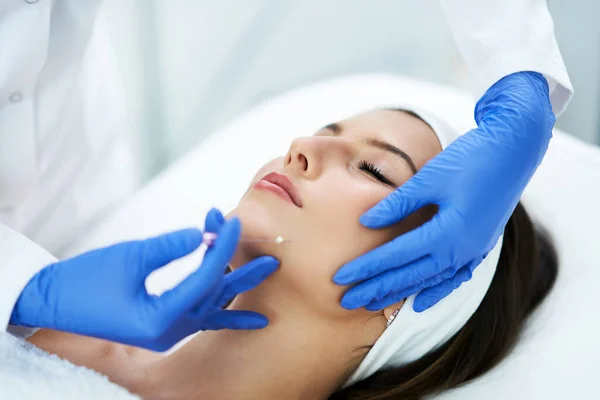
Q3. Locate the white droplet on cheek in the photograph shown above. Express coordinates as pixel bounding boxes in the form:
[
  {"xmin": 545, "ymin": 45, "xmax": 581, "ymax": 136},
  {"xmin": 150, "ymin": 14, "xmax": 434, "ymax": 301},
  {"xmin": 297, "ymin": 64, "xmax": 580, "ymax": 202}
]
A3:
[{"xmin": 275, "ymin": 236, "xmax": 284, "ymax": 244}]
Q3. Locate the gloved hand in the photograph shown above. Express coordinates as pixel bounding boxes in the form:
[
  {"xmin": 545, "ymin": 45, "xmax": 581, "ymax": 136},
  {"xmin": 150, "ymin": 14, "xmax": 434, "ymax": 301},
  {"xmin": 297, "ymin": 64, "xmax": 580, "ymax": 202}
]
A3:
[
  {"xmin": 10, "ymin": 208, "xmax": 279, "ymax": 351},
  {"xmin": 333, "ymin": 72, "xmax": 555, "ymax": 312}
]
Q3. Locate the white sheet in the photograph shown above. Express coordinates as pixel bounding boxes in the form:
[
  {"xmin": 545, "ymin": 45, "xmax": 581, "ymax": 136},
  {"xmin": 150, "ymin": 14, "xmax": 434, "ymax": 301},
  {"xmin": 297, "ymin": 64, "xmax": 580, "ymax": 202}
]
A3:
[
  {"xmin": 0, "ymin": 333, "xmax": 138, "ymax": 400},
  {"xmin": 66, "ymin": 73, "xmax": 600, "ymax": 399}
]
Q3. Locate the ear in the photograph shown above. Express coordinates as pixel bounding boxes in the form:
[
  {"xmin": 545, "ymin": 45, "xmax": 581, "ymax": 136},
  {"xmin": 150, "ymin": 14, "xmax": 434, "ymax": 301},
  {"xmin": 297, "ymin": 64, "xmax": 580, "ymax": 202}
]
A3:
[{"xmin": 383, "ymin": 300, "xmax": 405, "ymax": 321}]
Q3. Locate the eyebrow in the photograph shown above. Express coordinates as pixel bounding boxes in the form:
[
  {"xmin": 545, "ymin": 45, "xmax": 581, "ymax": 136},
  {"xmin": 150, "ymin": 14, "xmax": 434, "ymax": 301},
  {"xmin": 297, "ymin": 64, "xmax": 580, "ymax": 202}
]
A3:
[{"xmin": 323, "ymin": 123, "xmax": 418, "ymax": 174}]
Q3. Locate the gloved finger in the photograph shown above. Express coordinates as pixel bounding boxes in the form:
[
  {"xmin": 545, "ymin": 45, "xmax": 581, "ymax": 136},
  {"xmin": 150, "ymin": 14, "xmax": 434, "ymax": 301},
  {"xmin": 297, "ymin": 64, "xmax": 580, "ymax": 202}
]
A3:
[
  {"xmin": 199, "ymin": 310, "xmax": 268, "ymax": 330},
  {"xmin": 139, "ymin": 228, "xmax": 204, "ymax": 277},
  {"xmin": 364, "ymin": 267, "xmax": 458, "ymax": 311},
  {"xmin": 359, "ymin": 173, "xmax": 435, "ymax": 229},
  {"xmin": 159, "ymin": 218, "xmax": 241, "ymax": 314},
  {"xmin": 413, "ymin": 265, "xmax": 473, "ymax": 312},
  {"xmin": 339, "ymin": 256, "xmax": 433, "ymax": 309},
  {"xmin": 217, "ymin": 256, "xmax": 280, "ymax": 308},
  {"xmin": 204, "ymin": 207, "xmax": 225, "ymax": 233},
  {"xmin": 465, "ymin": 257, "xmax": 483, "ymax": 272},
  {"xmin": 333, "ymin": 216, "xmax": 442, "ymax": 285}
]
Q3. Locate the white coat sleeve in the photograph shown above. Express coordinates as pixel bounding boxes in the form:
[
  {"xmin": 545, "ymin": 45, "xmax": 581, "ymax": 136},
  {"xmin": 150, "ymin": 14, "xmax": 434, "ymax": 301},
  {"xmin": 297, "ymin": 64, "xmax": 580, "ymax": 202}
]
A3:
[
  {"xmin": 0, "ymin": 224, "xmax": 57, "ymax": 335},
  {"xmin": 440, "ymin": 0, "xmax": 574, "ymax": 116}
]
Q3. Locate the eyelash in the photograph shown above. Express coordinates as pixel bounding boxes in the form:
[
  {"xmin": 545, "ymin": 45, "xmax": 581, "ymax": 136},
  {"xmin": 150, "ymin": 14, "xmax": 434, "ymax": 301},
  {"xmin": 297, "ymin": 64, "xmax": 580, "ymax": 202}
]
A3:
[{"xmin": 358, "ymin": 160, "xmax": 393, "ymax": 185}]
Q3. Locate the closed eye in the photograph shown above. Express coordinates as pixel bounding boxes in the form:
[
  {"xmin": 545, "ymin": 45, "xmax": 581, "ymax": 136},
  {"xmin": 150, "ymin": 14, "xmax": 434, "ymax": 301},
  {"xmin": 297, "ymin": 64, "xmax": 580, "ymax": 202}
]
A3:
[{"xmin": 358, "ymin": 160, "xmax": 394, "ymax": 186}]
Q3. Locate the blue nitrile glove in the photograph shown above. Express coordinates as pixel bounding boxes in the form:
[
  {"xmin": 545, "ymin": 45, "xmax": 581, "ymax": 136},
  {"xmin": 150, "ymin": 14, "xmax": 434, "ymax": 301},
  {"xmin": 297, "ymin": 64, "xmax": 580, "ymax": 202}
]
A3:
[
  {"xmin": 333, "ymin": 71, "xmax": 555, "ymax": 312},
  {"xmin": 10, "ymin": 208, "xmax": 279, "ymax": 351}
]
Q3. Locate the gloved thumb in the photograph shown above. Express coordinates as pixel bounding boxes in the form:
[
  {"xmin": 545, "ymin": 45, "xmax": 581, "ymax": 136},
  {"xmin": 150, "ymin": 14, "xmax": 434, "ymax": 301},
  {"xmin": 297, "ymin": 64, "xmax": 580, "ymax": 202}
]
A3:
[
  {"xmin": 360, "ymin": 176, "xmax": 433, "ymax": 229},
  {"xmin": 204, "ymin": 207, "xmax": 225, "ymax": 233}
]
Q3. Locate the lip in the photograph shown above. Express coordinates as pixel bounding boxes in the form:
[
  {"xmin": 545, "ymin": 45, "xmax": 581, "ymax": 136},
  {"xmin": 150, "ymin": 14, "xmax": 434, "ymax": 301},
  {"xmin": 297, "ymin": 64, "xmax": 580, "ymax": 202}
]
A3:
[{"xmin": 254, "ymin": 172, "xmax": 303, "ymax": 208}]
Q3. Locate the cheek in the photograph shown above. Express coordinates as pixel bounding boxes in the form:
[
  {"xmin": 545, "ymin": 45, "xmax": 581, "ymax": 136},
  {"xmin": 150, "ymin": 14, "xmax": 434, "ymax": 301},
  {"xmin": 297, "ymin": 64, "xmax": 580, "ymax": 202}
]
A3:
[
  {"xmin": 280, "ymin": 175, "xmax": 398, "ymax": 315},
  {"xmin": 307, "ymin": 174, "xmax": 394, "ymax": 255}
]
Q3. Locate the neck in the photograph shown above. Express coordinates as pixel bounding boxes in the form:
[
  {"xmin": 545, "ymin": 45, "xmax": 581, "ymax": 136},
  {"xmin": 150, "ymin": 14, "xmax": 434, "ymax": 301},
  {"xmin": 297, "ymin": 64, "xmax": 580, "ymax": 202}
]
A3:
[{"xmin": 139, "ymin": 294, "xmax": 370, "ymax": 400}]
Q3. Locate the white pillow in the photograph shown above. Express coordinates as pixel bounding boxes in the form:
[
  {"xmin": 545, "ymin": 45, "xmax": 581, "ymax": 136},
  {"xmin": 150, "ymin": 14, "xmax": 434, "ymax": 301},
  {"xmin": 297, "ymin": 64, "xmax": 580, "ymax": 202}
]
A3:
[{"xmin": 67, "ymin": 73, "xmax": 600, "ymax": 399}]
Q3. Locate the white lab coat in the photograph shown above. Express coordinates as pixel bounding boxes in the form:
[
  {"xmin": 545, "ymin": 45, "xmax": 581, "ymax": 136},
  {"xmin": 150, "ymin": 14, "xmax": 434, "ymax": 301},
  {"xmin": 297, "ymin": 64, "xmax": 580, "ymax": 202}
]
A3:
[
  {"xmin": 0, "ymin": 0, "xmax": 139, "ymax": 332},
  {"xmin": 0, "ymin": 0, "xmax": 574, "ymax": 334},
  {"xmin": 440, "ymin": 0, "xmax": 573, "ymax": 115}
]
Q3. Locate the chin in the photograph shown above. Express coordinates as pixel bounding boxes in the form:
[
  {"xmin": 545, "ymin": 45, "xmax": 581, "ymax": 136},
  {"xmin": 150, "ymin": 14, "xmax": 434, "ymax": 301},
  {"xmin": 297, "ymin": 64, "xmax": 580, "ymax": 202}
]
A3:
[
  {"xmin": 229, "ymin": 189, "xmax": 293, "ymax": 236},
  {"xmin": 225, "ymin": 198, "xmax": 280, "ymax": 269}
]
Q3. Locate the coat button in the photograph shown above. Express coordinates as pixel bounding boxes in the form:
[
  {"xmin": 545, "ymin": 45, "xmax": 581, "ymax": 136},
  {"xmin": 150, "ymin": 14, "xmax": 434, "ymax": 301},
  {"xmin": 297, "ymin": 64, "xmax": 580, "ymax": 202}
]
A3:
[{"xmin": 9, "ymin": 92, "xmax": 23, "ymax": 103}]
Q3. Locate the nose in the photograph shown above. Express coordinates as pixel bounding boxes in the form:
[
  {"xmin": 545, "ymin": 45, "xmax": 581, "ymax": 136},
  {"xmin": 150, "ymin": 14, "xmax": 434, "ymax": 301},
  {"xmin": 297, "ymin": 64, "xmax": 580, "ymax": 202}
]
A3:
[{"xmin": 284, "ymin": 136, "xmax": 353, "ymax": 179}]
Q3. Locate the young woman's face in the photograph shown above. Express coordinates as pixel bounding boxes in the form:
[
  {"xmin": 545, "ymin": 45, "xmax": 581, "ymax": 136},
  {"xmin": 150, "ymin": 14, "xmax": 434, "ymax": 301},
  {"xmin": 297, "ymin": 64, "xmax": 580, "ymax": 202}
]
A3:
[{"xmin": 227, "ymin": 109, "xmax": 441, "ymax": 319}]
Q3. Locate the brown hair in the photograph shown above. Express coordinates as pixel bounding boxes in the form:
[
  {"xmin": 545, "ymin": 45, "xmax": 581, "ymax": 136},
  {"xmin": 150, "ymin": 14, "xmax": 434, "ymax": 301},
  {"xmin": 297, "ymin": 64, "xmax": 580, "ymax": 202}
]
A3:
[{"xmin": 330, "ymin": 202, "xmax": 558, "ymax": 400}]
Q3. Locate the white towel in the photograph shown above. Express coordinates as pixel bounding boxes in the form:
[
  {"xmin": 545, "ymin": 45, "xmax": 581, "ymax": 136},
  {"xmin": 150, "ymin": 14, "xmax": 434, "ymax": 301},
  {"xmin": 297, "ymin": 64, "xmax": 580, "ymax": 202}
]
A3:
[{"xmin": 0, "ymin": 332, "xmax": 139, "ymax": 400}]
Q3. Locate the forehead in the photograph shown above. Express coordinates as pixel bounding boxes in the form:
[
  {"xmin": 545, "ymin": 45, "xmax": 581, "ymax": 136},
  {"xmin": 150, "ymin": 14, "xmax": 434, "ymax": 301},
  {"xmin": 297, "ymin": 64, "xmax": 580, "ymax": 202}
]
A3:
[{"xmin": 331, "ymin": 109, "xmax": 442, "ymax": 169}]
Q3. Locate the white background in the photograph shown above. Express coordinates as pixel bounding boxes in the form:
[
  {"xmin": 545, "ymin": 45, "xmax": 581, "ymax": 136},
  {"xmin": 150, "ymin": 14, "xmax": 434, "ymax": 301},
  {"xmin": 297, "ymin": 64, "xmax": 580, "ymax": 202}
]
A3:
[{"xmin": 99, "ymin": 0, "xmax": 600, "ymax": 182}]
